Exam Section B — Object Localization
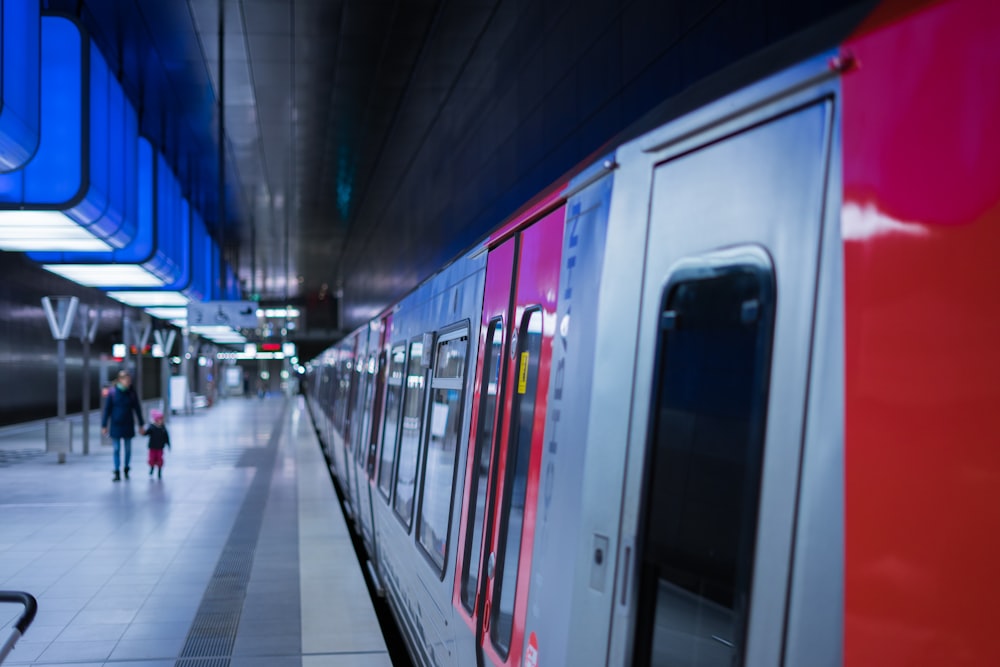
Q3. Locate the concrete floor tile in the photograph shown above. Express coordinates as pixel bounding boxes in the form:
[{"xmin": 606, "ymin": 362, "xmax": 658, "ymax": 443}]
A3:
[{"xmin": 0, "ymin": 399, "xmax": 389, "ymax": 666}]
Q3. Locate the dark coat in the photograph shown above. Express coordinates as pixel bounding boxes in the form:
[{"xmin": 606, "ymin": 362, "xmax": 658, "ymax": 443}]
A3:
[
  {"xmin": 146, "ymin": 424, "xmax": 170, "ymax": 450},
  {"xmin": 102, "ymin": 385, "xmax": 144, "ymax": 439}
]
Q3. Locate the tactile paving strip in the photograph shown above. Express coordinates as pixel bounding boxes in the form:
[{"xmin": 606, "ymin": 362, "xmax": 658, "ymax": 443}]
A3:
[{"xmin": 175, "ymin": 402, "xmax": 287, "ymax": 665}]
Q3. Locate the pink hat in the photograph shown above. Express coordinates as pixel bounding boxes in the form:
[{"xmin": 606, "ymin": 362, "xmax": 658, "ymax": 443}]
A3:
[{"xmin": 150, "ymin": 409, "xmax": 163, "ymax": 421}]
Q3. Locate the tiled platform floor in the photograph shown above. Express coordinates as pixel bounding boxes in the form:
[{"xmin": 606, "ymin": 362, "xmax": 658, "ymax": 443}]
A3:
[{"xmin": 0, "ymin": 395, "xmax": 391, "ymax": 667}]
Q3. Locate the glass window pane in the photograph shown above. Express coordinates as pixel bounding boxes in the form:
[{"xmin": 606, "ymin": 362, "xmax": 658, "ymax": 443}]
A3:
[
  {"xmin": 377, "ymin": 347, "xmax": 406, "ymax": 498},
  {"xmin": 491, "ymin": 309, "xmax": 543, "ymax": 656},
  {"xmin": 435, "ymin": 335, "xmax": 468, "ymax": 379},
  {"xmin": 416, "ymin": 386, "xmax": 462, "ymax": 569},
  {"xmin": 344, "ymin": 358, "xmax": 362, "ymax": 453},
  {"xmin": 368, "ymin": 351, "xmax": 387, "ymax": 477},
  {"xmin": 638, "ymin": 262, "xmax": 773, "ymax": 667},
  {"xmin": 394, "ymin": 341, "xmax": 426, "ymax": 526},
  {"xmin": 461, "ymin": 321, "xmax": 503, "ymax": 612},
  {"xmin": 356, "ymin": 355, "xmax": 376, "ymax": 467},
  {"xmin": 418, "ymin": 333, "xmax": 468, "ymax": 572}
]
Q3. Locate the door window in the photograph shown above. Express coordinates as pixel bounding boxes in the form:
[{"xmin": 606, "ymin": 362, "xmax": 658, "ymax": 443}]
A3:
[
  {"xmin": 635, "ymin": 255, "xmax": 775, "ymax": 667},
  {"xmin": 377, "ymin": 346, "xmax": 406, "ymax": 499},
  {"xmin": 460, "ymin": 319, "xmax": 504, "ymax": 612},
  {"xmin": 394, "ymin": 339, "xmax": 428, "ymax": 527},
  {"xmin": 417, "ymin": 330, "xmax": 469, "ymax": 573},
  {"xmin": 490, "ymin": 308, "xmax": 543, "ymax": 657}
]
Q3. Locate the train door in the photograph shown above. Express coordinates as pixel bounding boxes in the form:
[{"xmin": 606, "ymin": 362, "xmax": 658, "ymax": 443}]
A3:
[
  {"xmin": 343, "ymin": 336, "xmax": 361, "ymax": 517},
  {"xmin": 321, "ymin": 365, "xmax": 336, "ymax": 459},
  {"xmin": 363, "ymin": 315, "xmax": 391, "ymax": 564},
  {"xmin": 347, "ymin": 331, "xmax": 370, "ymax": 531},
  {"xmin": 622, "ymin": 94, "xmax": 835, "ymax": 666},
  {"xmin": 369, "ymin": 313, "xmax": 391, "ymax": 480},
  {"xmin": 454, "ymin": 205, "xmax": 564, "ymax": 667},
  {"xmin": 354, "ymin": 348, "xmax": 378, "ymax": 551}
]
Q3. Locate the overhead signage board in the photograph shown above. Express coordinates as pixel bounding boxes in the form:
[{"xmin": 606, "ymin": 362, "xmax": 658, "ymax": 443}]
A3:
[{"xmin": 188, "ymin": 301, "xmax": 258, "ymax": 329}]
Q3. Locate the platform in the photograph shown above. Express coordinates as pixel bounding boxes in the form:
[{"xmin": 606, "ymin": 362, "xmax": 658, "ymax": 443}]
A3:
[{"xmin": 0, "ymin": 395, "xmax": 392, "ymax": 667}]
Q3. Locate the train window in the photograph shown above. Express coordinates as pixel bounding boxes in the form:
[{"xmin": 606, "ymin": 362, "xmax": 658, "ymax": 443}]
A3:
[
  {"xmin": 377, "ymin": 346, "xmax": 407, "ymax": 499},
  {"xmin": 634, "ymin": 256, "xmax": 775, "ymax": 667},
  {"xmin": 491, "ymin": 308, "xmax": 543, "ymax": 657},
  {"xmin": 356, "ymin": 355, "xmax": 376, "ymax": 468},
  {"xmin": 344, "ymin": 356, "xmax": 361, "ymax": 449},
  {"xmin": 393, "ymin": 339, "xmax": 428, "ymax": 528},
  {"xmin": 353, "ymin": 357, "xmax": 371, "ymax": 467},
  {"xmin": 416, "ymin": 329, "xmax": 469, "ymax": 575},
  {"xmin": 368, "ymin": 350, "xmax": 388, "ymax": 477},
  {"xmin": 460, "ymin": 319, "xmax": 503, "ymax": 612},
  {"xmin": 336, "ymin": 358, "xmax": 351, "ymax": 435}
]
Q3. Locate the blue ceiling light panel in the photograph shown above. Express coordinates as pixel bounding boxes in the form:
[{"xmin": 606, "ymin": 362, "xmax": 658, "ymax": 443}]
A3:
[
  {"xmin": 0, "ymin": 0, "xmax": 41, "ymax": 172},
  {"xmin": 0, "ymin": 15, "xmax": 137, "ymax": 251},
  {"xmin": 223, "ymin": 264, "xmax": 240, "ymax": 300},
  {"xmin": 30, "ymin": 138, "xmax": 192, "ymax": 288},
  {"xmin": 145, "ymin": 151, "xmax": 188, "ymax": 287},
  {"xmin": 106, "ymin": 197, "xmax": 194, "ymax": 310},
  {"xmin": 188, "ymin": 209, "xmax": 212, "ymax": 303},
  {"xmin": 105, "ymin": 203, "xmax": 228, "ymax": 317}
]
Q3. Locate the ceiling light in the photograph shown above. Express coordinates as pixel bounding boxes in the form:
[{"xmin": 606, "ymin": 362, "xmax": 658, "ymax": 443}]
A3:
[
  {"xmin": 256, "ymin": 307, "xmax": 300, "ymax": 318},
  {"xmin": 0, "ymin": 212, "xmax": 113, "ymax": 251},
  {"xmin": 144, "ymin": 307, "xmax": 188, "ymax": 320},
  {"xmin": 107, "ymin": 291, "xmax": 189, "ymax": 307},
  {"xmin": 0, "ymin": 0, "xmax": 40, "ymax": 171},
  {"xmin": 0, "ymin": 17, "xmax": 138, "ymax": 252},
  {"xmin": 29, "ymin": 139, "xmax": 188, "ymax": 291},
  {"xmin": 42, "ymin": 264, "xmax": 165, "ymax": 287}
]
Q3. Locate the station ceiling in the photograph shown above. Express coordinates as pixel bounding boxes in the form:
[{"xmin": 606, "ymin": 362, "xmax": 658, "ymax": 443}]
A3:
[{"xmin": 50, "ymin": 0, "xmax": 871, "ymax": 345}]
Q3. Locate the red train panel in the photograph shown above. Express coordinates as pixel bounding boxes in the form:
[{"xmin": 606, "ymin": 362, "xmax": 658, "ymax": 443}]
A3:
[{"xmin": 843, "ymin": 1, "xmax": 1000, "ymax": 665}]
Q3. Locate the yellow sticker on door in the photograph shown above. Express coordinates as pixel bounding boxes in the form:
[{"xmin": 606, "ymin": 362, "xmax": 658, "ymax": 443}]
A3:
[{"xmin": 518, "ymin": 351, "xmax": 529, "ymax": 394}]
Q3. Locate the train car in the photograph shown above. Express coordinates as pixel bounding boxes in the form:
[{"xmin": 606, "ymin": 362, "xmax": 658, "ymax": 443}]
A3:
[{"xmin": 305, "ymin": 1, "xmax": 1000, "ymax": 665}]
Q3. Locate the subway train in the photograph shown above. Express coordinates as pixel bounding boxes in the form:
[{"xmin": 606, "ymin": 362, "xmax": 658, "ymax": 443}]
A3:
[{"xmin": 303, "ymin": 1, "xmax": 1000, "ymax": 665}]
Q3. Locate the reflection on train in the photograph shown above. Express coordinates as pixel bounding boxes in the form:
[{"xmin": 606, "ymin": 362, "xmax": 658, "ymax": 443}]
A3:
[{"xmin": 304, "ymin": 1, "xmax": 1000, "ymax": 665}]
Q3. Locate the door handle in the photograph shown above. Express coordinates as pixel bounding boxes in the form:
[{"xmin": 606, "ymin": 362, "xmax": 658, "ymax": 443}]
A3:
[{"xmin": 487, "ymin": 551, "xmax": 496, "ymax": 579}]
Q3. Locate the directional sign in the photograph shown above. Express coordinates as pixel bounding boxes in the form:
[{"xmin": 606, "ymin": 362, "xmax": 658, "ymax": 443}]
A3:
[{"xmin": 188, "ymin": 301, "xmax": 259, "ymax": 329}]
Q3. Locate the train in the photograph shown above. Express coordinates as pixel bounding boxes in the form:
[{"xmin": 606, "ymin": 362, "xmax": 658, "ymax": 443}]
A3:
[{"xmin": 303, "ymin": 1, "xmax": 1000, "ymax": 665}]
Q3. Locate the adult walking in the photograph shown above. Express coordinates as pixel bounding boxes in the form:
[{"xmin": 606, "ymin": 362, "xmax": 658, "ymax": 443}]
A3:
[{"xmin": 101, "ymin": 370, "xmax": 145, "ymax": 481}]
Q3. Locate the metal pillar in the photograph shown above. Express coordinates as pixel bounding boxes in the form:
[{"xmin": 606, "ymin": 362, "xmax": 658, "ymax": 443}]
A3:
[
  {"xmin": 181, "ymin": 329, "xmax": 192, "ymax": 414},
  {"xmin": 154, "ymin": 329, "xmax": 177, "ymax": 423},
  {"xmin": 79, "ymin": 306, "xmax": 101, "ymax": 455},
  {"xmin": 127, "ymin": 318, "xmax": 152, "ymax": 404},
  {"xmin": 41, "ymin": 296, "xmax": 79, "ymax": 463}
]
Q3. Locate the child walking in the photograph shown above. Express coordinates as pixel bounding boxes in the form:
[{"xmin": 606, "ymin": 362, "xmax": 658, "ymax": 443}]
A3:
[{"xmin": 146, "ymin": 409, "xmax": 170, "ymax": 478}]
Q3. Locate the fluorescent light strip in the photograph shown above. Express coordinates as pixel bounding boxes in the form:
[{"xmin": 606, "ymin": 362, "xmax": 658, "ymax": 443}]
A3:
[
  {"xmin": 145, "ymin": 307, "xmax": 188, "ymax": 320},
  {"xmin": 107, "ymin": 291, "xmax": 189, "ymax": 307},
  {"xmin": 1, "ymin": 238, "xmax": 111, "ymax": 251},
  {"xmin": 189, "ymin": 325, "xmax": 238, "ymax": 334},
  {"xmin": 43, "ymin": 264, "xmax": 165, "ymax": 287},
  {"xmin": 0, "ymin": 211, "xmax": 114, "ymax": 251},
  {"xmin": 218, "ymin": 351, "xmax": 284, "ymax": 360},
  {"xmin": 256, "ymin": 308, "xmax": 301, "ymax": 318}
]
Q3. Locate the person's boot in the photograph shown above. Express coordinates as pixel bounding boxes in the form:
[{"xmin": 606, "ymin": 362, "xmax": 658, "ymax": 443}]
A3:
[
  {"xmin": 149, "ymin": 466, "xmax": 154, "ymax": 476},
  {"xmin": 124, "ymin": 466, "xmax": 130, "ymax": 480},
  {"xmin": 113, "ymin": 470, "xmax": 121, "ymax": 482},
  {"xmin": 157, "ymin": 467, "xmax": 162, "ymax": 479}
]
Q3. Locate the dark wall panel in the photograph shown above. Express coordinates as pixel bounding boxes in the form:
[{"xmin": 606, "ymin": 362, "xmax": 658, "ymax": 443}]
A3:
[{"xmin": 0, "ymin": 252, "xmax": 164, "ymax": 426}]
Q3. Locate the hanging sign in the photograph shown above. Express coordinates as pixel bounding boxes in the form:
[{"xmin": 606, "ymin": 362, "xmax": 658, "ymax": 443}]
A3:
[{"xmin": 188, "ymin": 301, "xmax": 259, "ymax": 329}]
